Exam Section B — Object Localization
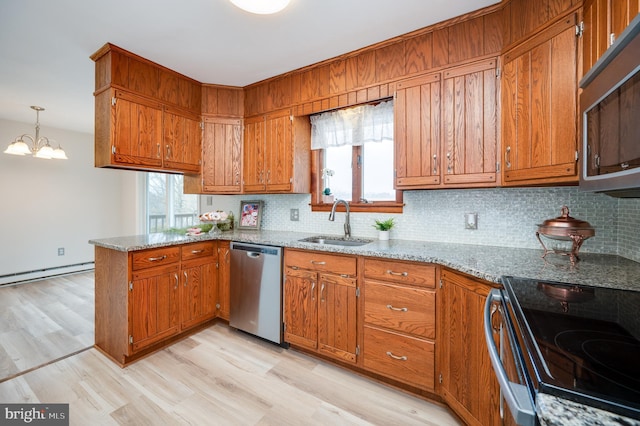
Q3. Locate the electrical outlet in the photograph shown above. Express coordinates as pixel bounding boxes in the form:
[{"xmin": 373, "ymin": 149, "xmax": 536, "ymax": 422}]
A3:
[
  {"xmin": 290, "ymin": 208, "xmax": 299, "ymax": 221},
  {"xmin": 464, "ymin": 213, "xmax": 478, "ymax": 230},
  {"xmin": 58, "ymin": 247, "xmax": 65, "ymax": 256}
]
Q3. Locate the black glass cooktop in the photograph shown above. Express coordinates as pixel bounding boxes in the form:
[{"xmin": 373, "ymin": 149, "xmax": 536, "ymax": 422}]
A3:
[{"xmin": 502, "ymin": 277, "xmax": 640, "ymax": 420}]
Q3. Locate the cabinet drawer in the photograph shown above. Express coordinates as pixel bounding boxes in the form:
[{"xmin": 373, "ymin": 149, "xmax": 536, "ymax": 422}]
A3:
[
  {"xmin": 285, "ymin": 250, "xmax": 356, "ymax": 277},
  {"xmin": 364, "ymin": 281, "xmax": 435, "ymax": 339},
  {"xmin": 364, "ymin": 258, "xmax": 436, "ymax": 288},
  {"xmin": 181, "ymin": 241, "xmax": 215, "ymax": 260},
  {"xmin": 132, "ymin": 247, "xmax": 180, "ymax": 270},
  {"xmin": 363, "ymin": 325, "xmax": 435, "ymax": 391}
]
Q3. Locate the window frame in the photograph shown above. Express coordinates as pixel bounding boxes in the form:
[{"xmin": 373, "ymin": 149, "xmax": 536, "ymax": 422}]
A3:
[
  {"xmin": 310, "ymin": 148, "xmax": 403, "ymax": 213},
  {"xmin": 144, "ymin": 172, "xmax": 199, "ymax": 233}
]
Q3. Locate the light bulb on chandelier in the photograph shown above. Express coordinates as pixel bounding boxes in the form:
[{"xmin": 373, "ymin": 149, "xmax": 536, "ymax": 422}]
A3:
[{"xmin": 4, "ymin": 106, "xmax": 68, "ymax": 160}]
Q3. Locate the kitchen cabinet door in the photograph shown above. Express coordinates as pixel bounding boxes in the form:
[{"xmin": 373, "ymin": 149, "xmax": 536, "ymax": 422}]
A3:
[
  {"xmin": 111, "ymin": 89, "xmax": 163, "ymax": 169},
  {"xmin": 394, "ymin": 72, "xmax": 441, "ymax": 188},
  {"xmin": 442, "ymin": 58, "xmax": 498, "ymax": 187},
  {"xmin": 502, "ymin": 15, "xmax": 579, "ymax": 185},
  {"xmin": 438, "ymin": 268, "xmax": 500, "ymax": 426},
  {"xmin": 242, "ymin": 110, "xmax": 310, "ymax": 194},
  {"xmin": 217, "ymin": 241, "xmax": 231, "ymax": 320},
  {"xmin": 265, "ymin": 110, "xmax": 293, "ymax": 192},
  {"xmin": 243, "ymin": 115, "xmax": 266, "ymax": 192},
  {"xmin": 283, "ymin": 267, "xmax": 318, "ymax": 350},
  {"xmin": 180, "ymin": 258, "xmax": 217, "ymax": 330},
  {"xmin": 317, "ymin": 274, "xmax": 358, "ymax": 363},
  {"xmin": 130, "ymin": 264, "xmax": 180, "ymax": 353},
  {"xmin": 583, "ymin": 0, "xmax": 640, "ymax": 76},
  {"xmin": 163, "ymin": 106, "xmax": 202, "ymax": 174},
  {"xmin": 201, "ymin": 117, "xmax": 243, "ymax": 193}
]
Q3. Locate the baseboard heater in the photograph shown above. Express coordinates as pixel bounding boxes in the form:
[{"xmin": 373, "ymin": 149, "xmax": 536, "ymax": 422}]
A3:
[{"xmin": 0, "ymin": 261, "xmax": 95, "ymax": 286}]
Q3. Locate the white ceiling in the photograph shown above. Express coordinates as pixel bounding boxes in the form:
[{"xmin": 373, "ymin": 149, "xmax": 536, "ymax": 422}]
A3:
[{"xmin": 0, "ymin": 0, "xmax": 498, "ymax": 134}]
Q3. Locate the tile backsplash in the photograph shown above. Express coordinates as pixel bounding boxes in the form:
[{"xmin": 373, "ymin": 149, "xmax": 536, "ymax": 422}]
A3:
[{"xmin": 202, "ymin": 187, "xmax": 640, "ymax": 263}]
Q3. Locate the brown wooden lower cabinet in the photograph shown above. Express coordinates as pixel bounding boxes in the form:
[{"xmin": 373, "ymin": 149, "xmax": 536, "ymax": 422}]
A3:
[
  {"xmin": 95, "ymin": 240, "xmax": 228, "ymax": 366},
  {"xmin": 361, "ymin": 258, "xmax": 437, "ymax": 393},
  {"xmin": 216, "ymin": 240, "xmax": 231, "ymax": 320},
  {"xmin": 363, "ymin": 324, "xmax": 435, "ymax": 390},
  {"xmin": 283, "ymin": 249, "xmax": 358, "ymax": 364},
  {"xmin": 438, "ymin": 268, "xmax": 501, "ymax": 426}
]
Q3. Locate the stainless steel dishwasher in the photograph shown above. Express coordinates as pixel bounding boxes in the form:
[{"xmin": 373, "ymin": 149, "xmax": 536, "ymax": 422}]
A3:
[{"xmin": 229, "ymin": 242, "xmax": 283, "ymax": 344}]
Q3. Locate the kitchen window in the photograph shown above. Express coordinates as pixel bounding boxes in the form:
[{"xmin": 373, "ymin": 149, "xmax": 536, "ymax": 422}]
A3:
[
  {"xmin": 310, "ymin": 100, "xmax": 403, "ymax": 213},
  {"xmin": 146, "ymin": 173, "xmax": 198, "ymax": 232}
]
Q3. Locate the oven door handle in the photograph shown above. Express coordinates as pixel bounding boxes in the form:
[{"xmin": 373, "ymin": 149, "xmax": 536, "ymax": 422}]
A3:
[{"xmin": 484, "ymin": 289, "xmax": 536, "ymax": 426}]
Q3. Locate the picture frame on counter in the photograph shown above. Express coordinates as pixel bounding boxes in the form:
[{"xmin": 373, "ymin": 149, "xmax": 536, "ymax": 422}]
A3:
[{"xmin": 238, "ymin": 200, "xmax": 264, "ymax": 230}]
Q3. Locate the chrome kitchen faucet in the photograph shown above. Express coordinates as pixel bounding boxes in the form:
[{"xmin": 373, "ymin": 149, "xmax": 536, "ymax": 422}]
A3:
[{"xmin": 328, "ymin": 199, "xmax": 351, "ymax": 238}]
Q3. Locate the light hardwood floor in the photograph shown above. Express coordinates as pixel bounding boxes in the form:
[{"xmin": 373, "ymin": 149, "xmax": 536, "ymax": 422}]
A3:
[
  {"xmin": 0, "ymin": 271, "xmax": 94, "ymax": 381},
  {"xmin": 0, "ymin": 272, "xmax": 462, "ymax": 425},
  {"xmin": 0, "ymin": 324, "xmax": 462, "ymax": 425}
]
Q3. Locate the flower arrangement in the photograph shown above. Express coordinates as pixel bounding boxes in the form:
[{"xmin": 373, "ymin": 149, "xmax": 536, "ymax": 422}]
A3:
[{"xmin": 191, "ymin": 210, "xmax": 234, "ymax": 235}]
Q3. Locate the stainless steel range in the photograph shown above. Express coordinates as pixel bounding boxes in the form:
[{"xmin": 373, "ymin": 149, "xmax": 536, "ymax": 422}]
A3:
[{"xmin": 485, "ymin": 277, "xmax": 640, "ymax": 425}]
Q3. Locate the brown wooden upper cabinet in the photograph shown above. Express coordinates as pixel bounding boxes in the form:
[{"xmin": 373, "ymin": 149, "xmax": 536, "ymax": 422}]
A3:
[
  {"xmin": 583, "ymin": 0, "xmax": 640, "ymax": 76},
  {"xmin": 395, "ymin": 58, "xmax": 498, "ymax": 190},
  {"xmin": 92, "ymin": 43, "xmax": 203, "ymax": 174},
  {"xmin": 185, "ymin": 116, "xmax": 243, "ymax": 194},
  {"xmin": 442, "ymin": 58, "xmax": 499, "ymax": 187},
  {"xmin": 395, "ymin": 72, "xmax": 442, "ymax": 188},
  {"xmin": 243, "ymin": 109, "xmax": 311, "ymax": 193},
  {"xmin": 501, "ymin": 15, "xmax": 580, "ymax": 185}
]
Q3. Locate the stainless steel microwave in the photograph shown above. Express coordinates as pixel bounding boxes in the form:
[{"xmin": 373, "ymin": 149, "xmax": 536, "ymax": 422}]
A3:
[{"xmin": 580, "ymin": 14, "xmax": 640, "ymax": 197}]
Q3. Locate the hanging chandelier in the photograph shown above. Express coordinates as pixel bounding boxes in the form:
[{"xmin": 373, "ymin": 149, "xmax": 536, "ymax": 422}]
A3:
[
  {"xmin": 4, "ymin": 106, "xmax": 68, "ymax": 160},
  {"xmin": 229, "ymin": 0, "xmax": 290, "ymax": 14}
]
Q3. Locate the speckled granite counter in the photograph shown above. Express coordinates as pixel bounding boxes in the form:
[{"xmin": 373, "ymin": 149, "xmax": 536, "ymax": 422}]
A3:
[
  {"xmin": 537, "ymin": 394, "xmax": 640, "ymax": 426},
  {"xmin": 89, "ymin": 229, "xmax": 640, "ymax": 291},
  {"xmin": 89, "ymin": 230, "xmax": 640, "ymax": 425}
]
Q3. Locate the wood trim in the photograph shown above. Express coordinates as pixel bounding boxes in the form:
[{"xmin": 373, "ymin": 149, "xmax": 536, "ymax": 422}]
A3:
[{"xmin": 311, "ymin": 202, "xmax": 404, "ymax": 214}]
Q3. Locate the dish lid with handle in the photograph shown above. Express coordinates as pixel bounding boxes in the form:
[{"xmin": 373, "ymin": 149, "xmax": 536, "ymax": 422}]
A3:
[{"xmin": 537, "ymin": 206, "xmax": 595, "ymax": 238}]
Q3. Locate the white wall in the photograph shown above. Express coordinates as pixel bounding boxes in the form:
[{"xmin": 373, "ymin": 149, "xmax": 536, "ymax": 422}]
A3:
[{"xmin": 0, "ymin": 118, "xmax": 139, "ymax": 283}]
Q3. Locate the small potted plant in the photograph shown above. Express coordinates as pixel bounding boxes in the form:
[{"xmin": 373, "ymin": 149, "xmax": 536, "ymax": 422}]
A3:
[{"xmin": 373, "ymin": 218, "xmax": 395, "ymax": 240}]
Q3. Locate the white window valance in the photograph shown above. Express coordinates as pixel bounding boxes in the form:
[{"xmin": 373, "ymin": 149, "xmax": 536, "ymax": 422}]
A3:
[{"xmin": 310, "ymin": 100, "xmax": 394, "ymax": 150}]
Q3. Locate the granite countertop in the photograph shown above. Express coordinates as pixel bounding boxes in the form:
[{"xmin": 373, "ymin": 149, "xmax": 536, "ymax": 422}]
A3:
[
  {"xmin": 537, "ymin": 394, "xmax": 640, "ymax": 426},
  {"xmin": 89, "ymin": 229, "xmax": 640, "ymax": 292}
]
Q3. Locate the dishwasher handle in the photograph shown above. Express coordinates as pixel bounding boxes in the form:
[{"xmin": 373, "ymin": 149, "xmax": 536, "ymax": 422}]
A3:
[
  {"xmin": 231, "ymin": 242, "xmax": 281, "ymax": 256},
  {"xmin": 484, "ymin": 289, "xmax": 535, "ymax": 426},
  {"xmin": 247, "ymin": 251, "xmax": 261, "ymax": 258}
]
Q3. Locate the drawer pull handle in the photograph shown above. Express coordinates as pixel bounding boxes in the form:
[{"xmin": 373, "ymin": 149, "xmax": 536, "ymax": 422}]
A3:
[
  {"xmin": 386, "ymin": 270, "xmax": 408, "ymax": 277},
  {"xmin": 148, "ymin": 255, "xmax": 167, "ymax": 262},
  {"xmin": 311, "ymin": 260, "xmax": 326, "ymax": 265},
  {"xmin": 386, "ymin": 351, "xmax": 408, "ymax": 361},
  {"xmin": 386, "ymin": 304, "xmax": 408, "ymax": 312},
  {"xmin": 290, "ymin": 265, "xmax": 299, "ymax": 270},
  {"xmin": 191, "ymin": 249, "xmax": 204, "ymax": 254}
]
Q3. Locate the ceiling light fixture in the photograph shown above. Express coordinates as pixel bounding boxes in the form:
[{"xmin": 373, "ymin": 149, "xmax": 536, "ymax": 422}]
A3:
[
  {"xmin": 229, "ymin": 0, "xmax": 290, "ymax": 15},
  {"xmin": 4, "ymin": 106, "xmax": 67, "ymax": 160}
]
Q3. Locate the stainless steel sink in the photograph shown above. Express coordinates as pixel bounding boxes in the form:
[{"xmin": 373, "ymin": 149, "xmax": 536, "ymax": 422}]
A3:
[{"xmin": 298, "ymin": 236, "xmax": 373, "ymax": 247}]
